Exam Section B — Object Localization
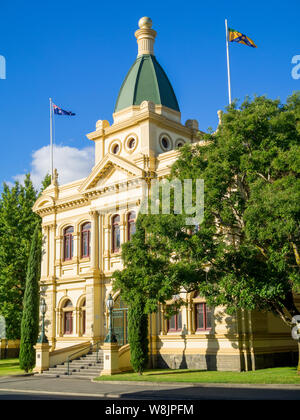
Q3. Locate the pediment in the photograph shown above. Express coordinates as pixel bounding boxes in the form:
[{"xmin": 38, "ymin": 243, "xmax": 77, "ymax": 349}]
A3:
[
  {"xmin": 79, "ymin": 153, "xmax": 144, "ymax": 193},
  {"xmin": 32, "ymin": 194, "xmax": 55, "ymax": 212}
]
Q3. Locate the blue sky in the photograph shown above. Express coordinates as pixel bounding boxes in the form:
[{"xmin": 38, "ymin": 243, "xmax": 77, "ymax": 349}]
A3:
[{"xmin": 0, "ymin": 0, "xmax": 299, "ymax": 188}]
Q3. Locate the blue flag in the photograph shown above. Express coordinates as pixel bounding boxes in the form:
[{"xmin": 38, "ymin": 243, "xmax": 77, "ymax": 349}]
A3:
[{"xmin": 53, "ymin": 103, "xmax": 75, "ymax": 116}]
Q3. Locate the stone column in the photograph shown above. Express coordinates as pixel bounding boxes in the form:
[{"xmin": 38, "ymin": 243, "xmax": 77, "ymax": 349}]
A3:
[
  {"xmin": 98, "ymin": 212, "xmax": 103, "ymax": 272},
  {"xmin": 187, "ymin": 298, "xmax": 193, "ymax": 335},
  {"xmin": 34, "ymin": 343, "xmax": 50, "ymax": 373},
  {"xmin": 86, "ymin": 277, "xmax": 101, "ymax": 342},
  {"xmin": 160, "ymin": 305, "xmax": 167, "ymax": 335},
  {"xmin": 103, "ymin": 214, "xmax": 111, "ymax": 272},
  {"xmin": 51, "ymin": 283, "xmax": 57, "ymax": 350},
  {"xmin": 120, "ymin": 213, "xmax": 126, "ymax": 247},
  {"xmin": 57, "ymin": 309, "xmax": 63, "ymax": 337},
  {"xmin": 89, "ymin": 210, "xmax": 99, "ymax": 271},
  {"xmin": 73, "ymin": 233, "xmax": 78, "ymax": 259},
  {"xmin": 49, "ymin": 224, "xmax": 57, "ymax": 278},
  {"xmin": 41, "ymin": 225, "xmax": 49, "ymax": 279},
  {"xmin": 100, "ymin": 343, "xmax": 121, "ymax": 376}
]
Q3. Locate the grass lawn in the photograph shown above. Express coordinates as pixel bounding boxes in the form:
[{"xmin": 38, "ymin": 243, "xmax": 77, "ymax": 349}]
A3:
[
  {"xmin": 95, "ymin": 367, "xmax": 300, "ymax": 385},
  {"xmin": 0, "ymin": 359, "xmax": 25, "ymax": 376}
]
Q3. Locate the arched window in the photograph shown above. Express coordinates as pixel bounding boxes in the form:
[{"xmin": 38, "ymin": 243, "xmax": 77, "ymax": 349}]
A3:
[
  {"xmin": 63, "ymin": 226, "xmax": 74, "ymax": 261},
  {"xmin": 81, "ymin": 222, "xmax": 91, "ymax": 258},
  {"xmin": 63, "ymin": 299, "xmax": 73, "ymax": 335},
  {"xmin": 112, "ymin": 215, "xmax": 120, "ymax": 253},
  {"xmin": 127, "ymin": 211, "xmax": 136, "ymax": 241}
]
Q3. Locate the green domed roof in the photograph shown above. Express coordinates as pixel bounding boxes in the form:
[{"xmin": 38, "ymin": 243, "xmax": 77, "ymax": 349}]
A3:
[{"xmin": 114, "ymin": 54, "xmax": 180, "ymax": 113}]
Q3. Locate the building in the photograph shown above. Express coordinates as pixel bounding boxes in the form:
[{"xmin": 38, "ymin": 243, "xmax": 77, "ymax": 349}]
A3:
[{"xmin": 33, "ymin": 17, "xmax": 298, "ymax": 372}]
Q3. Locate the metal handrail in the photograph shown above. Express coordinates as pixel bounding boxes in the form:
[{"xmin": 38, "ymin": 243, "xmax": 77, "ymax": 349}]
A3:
[{"xmin": 66, "ymin": 341, "xmax": 102, "ymax": 376}]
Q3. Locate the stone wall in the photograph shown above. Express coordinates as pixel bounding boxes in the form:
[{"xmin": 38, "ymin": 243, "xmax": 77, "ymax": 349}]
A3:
[{"xmin": 153, "ymin": 352, "xmax": 242, "ymax": 372}]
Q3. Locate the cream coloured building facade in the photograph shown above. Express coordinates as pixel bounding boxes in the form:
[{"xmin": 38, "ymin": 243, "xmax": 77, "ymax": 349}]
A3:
[{"xmin": 33, "ymin": 17, "xmax": 298, "ymax": 372}]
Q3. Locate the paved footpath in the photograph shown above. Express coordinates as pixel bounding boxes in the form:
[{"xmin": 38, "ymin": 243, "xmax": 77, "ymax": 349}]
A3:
[{"xmin": 0, "ymin": 375, "xmax": 299, "ymax": 400}]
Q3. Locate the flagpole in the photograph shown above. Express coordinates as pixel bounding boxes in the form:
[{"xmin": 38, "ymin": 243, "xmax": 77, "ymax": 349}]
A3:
[
  {"xmin": 49, "ymin": 98, "xmax": 54, "ymax": 180},
  {"xmin": 225, "ymin": 19, "xmax": 232, "ymax": 105}
]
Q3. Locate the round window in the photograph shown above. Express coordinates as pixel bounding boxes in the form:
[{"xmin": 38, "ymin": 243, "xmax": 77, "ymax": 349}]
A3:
[
  {"xmin": 128, "ymin": 138, "xmax": 135, "ymax": 149},
  {"xmin": 161, "ymin": 137, "xmax": 169, "ymax": 149},
  {"xmin": 112, "ymin": 144, "xmax": 119, "ymax": 154}
]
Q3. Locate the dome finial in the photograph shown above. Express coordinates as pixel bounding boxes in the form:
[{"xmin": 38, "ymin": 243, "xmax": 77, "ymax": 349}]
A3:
[
  {"xmin": 138, "ymin": 17, "xmax": 152, "ymax": 29},
  {"xmin": 135, "ymin": 17, "xmax": 157, "ymax": 57}
]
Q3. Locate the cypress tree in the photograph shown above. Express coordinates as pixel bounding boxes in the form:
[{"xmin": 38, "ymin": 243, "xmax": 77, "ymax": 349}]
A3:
[
  {"xmin": 19, "ymin": 224, "xmax": 41, "ymax": 372},
  {"xmin": 128, "ymin": 295, "xmax": 149, "ymax": 375}
]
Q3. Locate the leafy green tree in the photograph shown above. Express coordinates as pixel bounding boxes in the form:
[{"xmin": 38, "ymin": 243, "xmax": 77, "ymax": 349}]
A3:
[
  {"xmin": 113, "ymin": 218, "xmax": 174, "ymax": 314},
  {"xmin": 19, "ymin": 224, "xmax": 41, "ymax": 372},
  {"xmin": 113, "ymin": 218, "xmax": 174, "ymax": 373},
  {"xmin": 0, "ymin": 176, "xmax": 38, "ymax": 339},
  {"xmin": 40, "ymin": 173, "xmax": 51, "ymax": 194},
  {"xmin": 0, "ymin": 174, "xmax": 51, "ymax": 340},
  {"xmin": 115, "ymin": 93, "xmax": 300, "ymax": 371}
]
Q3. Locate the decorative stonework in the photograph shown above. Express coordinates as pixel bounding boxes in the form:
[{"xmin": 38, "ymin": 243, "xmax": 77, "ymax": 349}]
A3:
[{"xmin": 135, "ymin": 17, "xmax": 157, "ymax": 57}]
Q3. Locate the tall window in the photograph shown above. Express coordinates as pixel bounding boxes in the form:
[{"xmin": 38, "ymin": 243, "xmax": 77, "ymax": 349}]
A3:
[
  {"xmin": 195, "ymin": 303, "xmax": 212, "ymax": 331},
  {"xmin": 127, "ymin": 211, "xmax": 136, "ymax": 241},
  {"xmin": 112, "ymin": 215, "xmax": 120, "ymax": 253},
  {"xmin": 168, "ymin": 311, "xmax": 182, "ymax": 332},
  {"xmin": 63, "ymin": 226, "xmax": 74, "ymax": 261},
  {"xmin": 63, "ymin": 300, "xmax": 73, "ymax": 335},
  {"xmin": 81, "ymin": 222, "xmax": 91, "ymax": 258}
]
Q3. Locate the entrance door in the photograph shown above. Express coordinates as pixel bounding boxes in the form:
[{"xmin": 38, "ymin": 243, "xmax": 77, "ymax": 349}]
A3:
[{"xmin": 112, "ymin": 296, "xmax": 128, "ymax": 346}]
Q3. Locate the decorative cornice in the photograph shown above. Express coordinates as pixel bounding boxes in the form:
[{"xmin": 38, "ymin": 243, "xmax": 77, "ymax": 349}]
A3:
[{"xmin": 87, "ymin": 108, "xmax": 194, "ymax": 142}]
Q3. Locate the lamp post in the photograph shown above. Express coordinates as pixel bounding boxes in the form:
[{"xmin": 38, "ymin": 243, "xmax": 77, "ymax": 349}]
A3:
[
  {"xmin": 37, "ymin": 298, "xmax": 48, "ymax": 344},
  {"xmin": 104, "ymin": 294, "xmax": 117, "ymax": 343}
]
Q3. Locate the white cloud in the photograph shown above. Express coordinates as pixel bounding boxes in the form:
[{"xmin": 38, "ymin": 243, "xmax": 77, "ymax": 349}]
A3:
[{"xmin": 14, "ymin": 144, "xmax": 94, "ymax": 189}]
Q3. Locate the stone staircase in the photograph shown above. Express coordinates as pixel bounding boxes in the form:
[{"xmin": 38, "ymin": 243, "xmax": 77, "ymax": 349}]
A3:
[{"xmin": 40, "ymin": 350, "xmax": 104, "ymax": 380}]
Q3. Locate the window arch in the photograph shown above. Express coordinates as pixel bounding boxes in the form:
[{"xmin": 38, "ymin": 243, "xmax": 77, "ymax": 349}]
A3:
[
  {"xmin": 112, "ymin": 215, "xmax": 121, "ymax": 253},
  {"xmin": 63, "ymin": 226, "xmax": 74, "ymax": 261},
  {"xmin": 81, "ymin": 222, "xmax": 91, "ymax": 258},
  {"xmin": 63, "ymin": 299, "xmax": 73, "ymax": 335},
  {"xmin": 127, "ymin": 211, "xmax": 136, "ymax": 241}
]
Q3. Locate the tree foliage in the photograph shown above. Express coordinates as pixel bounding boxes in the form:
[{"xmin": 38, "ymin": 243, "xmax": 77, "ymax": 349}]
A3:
[
  {"xmin": 113, "ymin": 219, "xmax": 168, "ymax": 373},
  {"xmin": 0, "ymin": 173, "xmax": 51, "ymax": 339},
  {"xmin": 19, "ymin": 224, "xmax": 41, "ymax": 372},
  {"xmin": 127, "ymin": 295, "xmax": 149, "ymax": 375},
  {"xmin": 165, "ymin": 93, "xmax": 300, "ymax": 325},
  {"xmin": 114, "ymin": 93, "xmax": 300, "ymax": 372},
  {"xmin": 113, "ymin": 218, "xmax": 174, "ymax": 313}
]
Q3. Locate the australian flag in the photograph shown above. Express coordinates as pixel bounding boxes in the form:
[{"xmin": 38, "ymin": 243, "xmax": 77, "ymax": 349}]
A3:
[{"xmin": 53, "ymin": 103, "xmax": 75, "ymax": 116}]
